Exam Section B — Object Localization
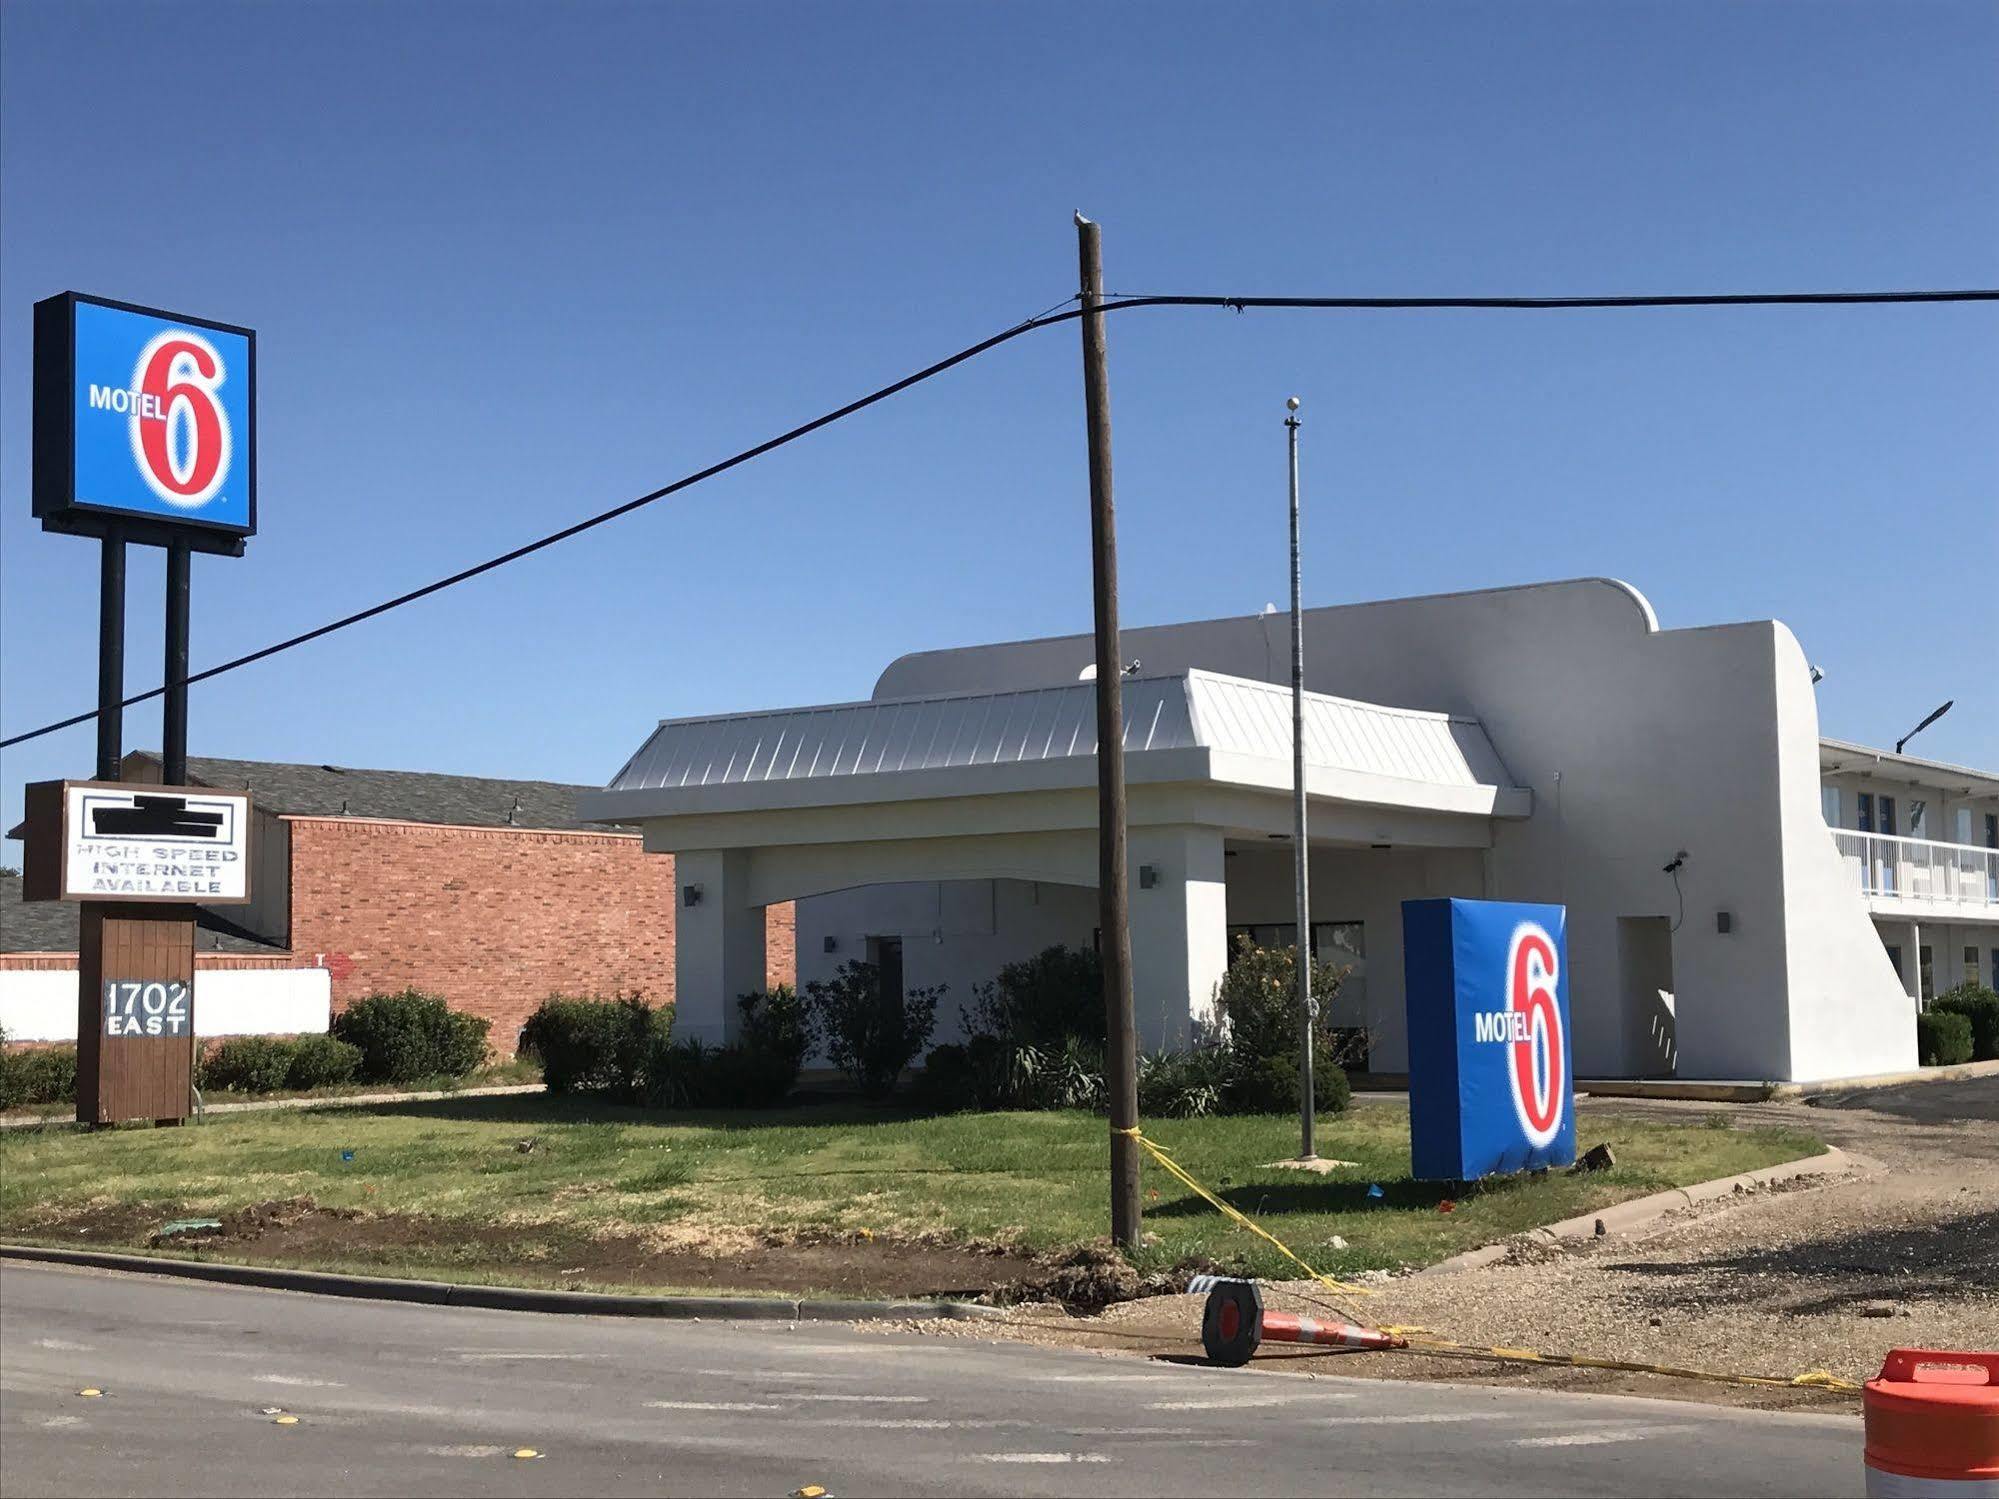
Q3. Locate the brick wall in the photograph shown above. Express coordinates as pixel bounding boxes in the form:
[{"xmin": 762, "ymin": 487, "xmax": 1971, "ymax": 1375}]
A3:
[{"xmin": 286, "ymin": 817, "xmax": 793, "ymax": 1053}]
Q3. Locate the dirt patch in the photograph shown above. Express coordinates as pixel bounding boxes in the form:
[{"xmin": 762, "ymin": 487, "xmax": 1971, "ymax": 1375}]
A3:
[
  {"xmin": 15, "ymin": 1198, "xmax": 1060, "ymax": 1301},
  {"xmin": 876, "ymin": 1088, "xmax": 1999, "ymax": 1411}
]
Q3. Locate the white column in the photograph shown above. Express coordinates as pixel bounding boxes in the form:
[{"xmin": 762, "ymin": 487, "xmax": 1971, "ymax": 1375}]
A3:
[
  {"xmin": 1129, "ymin": 825, "xmax": 1230, "ymax": 1050},
  {"xmin": 1905, "ymin": 919, "xmax": 1922, "ymax": 1005},
  {"xmin": 672, "ymin": 848, "xmax": 766, "ymax": 1045}
]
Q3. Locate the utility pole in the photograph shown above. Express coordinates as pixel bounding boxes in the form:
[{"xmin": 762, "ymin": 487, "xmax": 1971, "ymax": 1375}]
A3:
[
  {"xmin": 1286, "ymin": 397, "xmax": 1316, "ymax": 1160},
  {"xmin": 1076, "ymin": 212, "xmax": 1141, "ymax": 1249}
]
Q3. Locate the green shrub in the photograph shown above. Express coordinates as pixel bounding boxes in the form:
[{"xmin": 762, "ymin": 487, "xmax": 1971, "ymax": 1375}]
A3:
[
  {"xmin": 964, "ymin": 946, "xmax": 1104, "ymax": 1052},
  {"xmin": 637, "ymin": 1034, "xmax": 798, "ymax": 1109},
  {"xmin": 1917, "ymin": 1009, "xmax": 1974, "ymax": 1067},
  {"xmin": 200, "ymin": 1037, "xmax": 295, "ymax": 1093},
  {"xmin": 804, "ymin": 961, "xmax": 941, "ymax": 1099},
  {"xmin": 1137, "ymin": 1047, "xmax": 1232, "ymax": 1119},
  {"xmin": 1214, "ymin": 939, "xmax": 1358, "ymax": 1065},
  {"xmin": 519, "ymin": 994, "xmax": 664, "ymax": 1098},
  {"xmin": 1222, "ymin": 1051, "xmax": 1352, "ymax": 1116},
  {"xmin": 332, "ymin": 990, "xmax": 489, "ymax": 1084},
  {"xmin": 1932, "ymin": 984, "xmax": 1999, "ymax": 1062},
  {"xmin": 286, "ymin": 1034, "xmax": 362, "ymax": 1090},
  {"xmin": 910, "ymin": 1043, "xmax": 977, "ymax": 1114},
  {"xmin": 738, "ymin": 985, "xmax": 811, "ymax": 1071},
  {"xmin": 0, "ymin": 1039, "xmax": 78, "ymax": 1109}
]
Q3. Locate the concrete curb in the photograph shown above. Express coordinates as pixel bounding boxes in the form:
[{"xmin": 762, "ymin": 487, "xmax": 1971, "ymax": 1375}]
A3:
[
  {"xmin": 0, "ymin": 1244, "xmax": 1005, "ymax": 1323},
  {"xmin": 1578, "ymin": 1058, "xmax": 1999, "ymax": 1103},
  {"xmin": 0, "ymin": 1082, "xmax": 548, "ymax": 1131},
  {"xmin": 1418, "ymin": 1145, "xmax": 1854, "ymax": 1276}
]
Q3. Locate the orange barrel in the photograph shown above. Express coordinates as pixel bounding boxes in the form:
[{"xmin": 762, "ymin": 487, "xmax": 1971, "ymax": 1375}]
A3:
[{"xmin": 1864, "ymin": 1349, "xmax": 1999, "ymax": 1497}]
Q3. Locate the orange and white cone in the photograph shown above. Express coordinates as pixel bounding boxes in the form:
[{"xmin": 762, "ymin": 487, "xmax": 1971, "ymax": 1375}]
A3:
[
  {"xmin": 1864, "ymin": 1349, "xmax": 1999, "ymax": 1497},
  {"xmin": 1200, "ymin": 1279, "xmax": 1405, "ymax": 1367}
]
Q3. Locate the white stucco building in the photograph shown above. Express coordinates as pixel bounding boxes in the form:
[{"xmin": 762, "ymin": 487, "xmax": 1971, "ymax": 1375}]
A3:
[{"xmin": 582, "ymin": 578, "xmax": 1995, "ymax": 1085}]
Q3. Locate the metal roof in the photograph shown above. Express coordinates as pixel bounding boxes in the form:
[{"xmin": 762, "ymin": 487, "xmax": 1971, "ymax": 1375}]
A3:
[{"xmin": 597, "ymin": 670, "xmax": 1521, "ymax": 815}]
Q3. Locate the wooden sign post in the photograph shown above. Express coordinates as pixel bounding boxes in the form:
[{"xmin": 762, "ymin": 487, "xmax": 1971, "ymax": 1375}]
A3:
[{"xmin": 21, "ymin": 780, "xmax": 254, "ymax": 1126}]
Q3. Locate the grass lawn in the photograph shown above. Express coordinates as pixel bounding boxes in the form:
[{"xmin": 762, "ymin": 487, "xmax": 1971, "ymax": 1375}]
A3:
[{"xmin": 0, "ymin": 1095, "xmax": 1822, "ymax": 1296}]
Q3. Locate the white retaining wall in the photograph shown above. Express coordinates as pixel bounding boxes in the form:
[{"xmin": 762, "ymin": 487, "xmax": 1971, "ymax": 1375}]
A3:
[{"xmin": 0, "ymin": 967, "xmax": 332, "ymax": 1043}]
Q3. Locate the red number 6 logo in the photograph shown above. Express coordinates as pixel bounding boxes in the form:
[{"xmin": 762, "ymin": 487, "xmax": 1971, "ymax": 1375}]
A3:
[
  {"xmin": 128, "ymin": 330, "xmax": 232, "ymax": 508},
  {"xmin": 1506, "ymin": 922, "xmax": 1566, "ymax": 1149}
]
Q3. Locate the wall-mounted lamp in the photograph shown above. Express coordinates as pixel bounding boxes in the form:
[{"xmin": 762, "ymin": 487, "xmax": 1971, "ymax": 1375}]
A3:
[
  {"xmin": 822, "ymin": 935, "xmax": 838, "ymax": 954},
  {"xmin": 1716, "ymin": 910, "xmax": 1734, "ymax": 935},
  {"xmin": 683, "ymin": 885, "xmax": 703, "ymax": 907},
  {"xmin": 1138, "ymin": 864, "xmax": 1159, "ymax": 889}
]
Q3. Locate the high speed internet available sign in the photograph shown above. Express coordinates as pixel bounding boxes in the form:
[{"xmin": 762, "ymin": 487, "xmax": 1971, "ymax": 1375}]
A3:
[
  {"xmin": 22, "ymin": 781, "xmax": 254, "ymax": 904},
  {"xmin": 32, "ymin": 293, "xmax": 256, "ymax": 551}
]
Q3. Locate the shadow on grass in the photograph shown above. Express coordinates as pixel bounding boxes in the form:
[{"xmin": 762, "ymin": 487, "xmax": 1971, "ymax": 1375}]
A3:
[
  {"xmin": 336, "ymin": 1092, "xmax": 957, "ymax": 1133},
  {"xmin": 1145, "ymin": 1176, "xmax": 1465, "ymax": 1218}
]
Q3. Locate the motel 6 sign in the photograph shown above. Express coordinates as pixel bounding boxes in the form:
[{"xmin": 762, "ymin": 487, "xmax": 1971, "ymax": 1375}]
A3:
[
  {"xmin": 1402, "ymin": 898, "xmax": 1576, "ymax": 1180},
  {"xmin": 33, "ymin": 292, "xmax": 255, "ymax": 555}
]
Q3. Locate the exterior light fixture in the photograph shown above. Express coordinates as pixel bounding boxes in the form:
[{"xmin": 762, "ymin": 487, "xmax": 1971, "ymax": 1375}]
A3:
[{"xmin": 683, "ymin": 885, "xmax": 703, "ymax": 907}]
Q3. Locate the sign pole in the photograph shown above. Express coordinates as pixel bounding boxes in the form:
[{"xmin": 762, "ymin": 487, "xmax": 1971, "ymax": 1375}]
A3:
[
  {"xmin": 1076, "ymin": 212, "xmax": 1142, "ymax": 1251},
  {"xmin": 96, "ymin": 527, "xmax": 126, "ymax": 781},
  {"xmin": 163, "ymin": 539, "xmax": 191, "ymax": 784},
  {"xmin": 1287, "ymin": 398, "xmax": 1316, "ymax": 1161}
]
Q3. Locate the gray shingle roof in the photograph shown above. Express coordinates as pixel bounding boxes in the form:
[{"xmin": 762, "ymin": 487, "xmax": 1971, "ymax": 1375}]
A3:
[
  {"xmin": 126, "ymin": 753, "xmax": 623, "ymax": 833},
  {"xmin": 1, "ymin": 873, "xmax": 276, "ymax": 954}
]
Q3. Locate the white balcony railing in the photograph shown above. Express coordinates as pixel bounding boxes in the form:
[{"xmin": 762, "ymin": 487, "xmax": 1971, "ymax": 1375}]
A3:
[{"xmin": 1831, "ymin": 828, "xmax": 1999, "ymax": 910}]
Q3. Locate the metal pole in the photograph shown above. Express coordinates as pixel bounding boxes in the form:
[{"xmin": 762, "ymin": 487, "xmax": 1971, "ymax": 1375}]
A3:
[
  {"xmin": 96, "ymin": 529, "xmax": 127, "ymax": 781},
  {"xmin": 163, "ymin": 539, "xmax": 191, "ymax": 784},
  {"xmin": 1076, "ymin": 211, "xmax": 1141, "ymax": 1249},
  {"xmin": 1288, "ymin": 397, "xmax": 1316, "ymax": 1161}
]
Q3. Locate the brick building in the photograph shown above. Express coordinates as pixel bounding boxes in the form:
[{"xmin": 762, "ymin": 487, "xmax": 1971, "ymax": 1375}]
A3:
[{"xmin": 2, "ymin": 754, "xmax": 794, "ymax": 1052}]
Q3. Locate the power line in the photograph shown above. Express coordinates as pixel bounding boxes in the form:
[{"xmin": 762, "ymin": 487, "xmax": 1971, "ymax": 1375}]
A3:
[{"xmin": 4, "ymin": 284, "xmax": 1995, "ymax": 753}]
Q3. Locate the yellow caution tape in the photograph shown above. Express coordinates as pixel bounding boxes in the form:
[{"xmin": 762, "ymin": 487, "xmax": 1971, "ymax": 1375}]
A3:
[
  {"xmin": 511, "ymin": 1448, "xmax": 541, "ymax": 1460},
  {"xmin": 75, "ymin": 1388, "xmax": 103, "ymax": 1398},
  {"xmin": 1391, "ymin": 1337, "xmax": 1863, "ymax": 1396},
  {"xmin": 1116, "ymin": 1125, "xmax": 1863, "ymax": 1398},
  {"xmin": 1114, "ymin": 1125, "xmax": 1370, "ymax": 1299},
  {"xmin": 271, "ymin": 1414, "xmax": 300, "ymax": 1426}
]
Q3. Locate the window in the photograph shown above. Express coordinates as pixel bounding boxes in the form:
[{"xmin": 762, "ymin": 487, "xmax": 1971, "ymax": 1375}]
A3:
[
  {"xmin": 1908, "ymin": 801, "xmax": 1926, "ymax": 839},
  {"xmin": 1883, "ymin": 943, "xmax": 1903, "ymax": 982},
  {"xmin": 1966, "ymin": 947, "xmax": 1982, "ymax": 987},
  {"xmin": 1880, "ymin": 796, "xmax": 1898, "ymax": 837},
  {"xmin": 1958, "ymin": 808, "xmax": 1976, "ymax": 846},
  {"xmin": 1919, "ymin": 946, "xmax": 1934, "ymax": 1003},
  {"xmin": 1822, "ymin": 786, "xmax": 1841, "ymax": 827},
  {"xmin": 1857, "ymin": 793, "xmax": 1874, "ymax": 833}
]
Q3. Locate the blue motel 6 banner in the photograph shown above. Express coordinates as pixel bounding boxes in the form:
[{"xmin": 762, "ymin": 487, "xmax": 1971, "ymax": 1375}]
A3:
[{"xmin": 1403, "ymin": 898, "xmax": 1576, "ymax": 1180}]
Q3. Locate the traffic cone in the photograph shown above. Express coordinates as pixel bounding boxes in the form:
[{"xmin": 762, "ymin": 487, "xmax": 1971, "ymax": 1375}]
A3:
[{"xmin": 1864, "ymin": 1349, "xmax": 1999, "ymax": 1496}]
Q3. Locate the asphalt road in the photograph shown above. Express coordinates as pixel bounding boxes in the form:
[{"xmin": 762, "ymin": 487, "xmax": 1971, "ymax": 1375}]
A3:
[{"xmin": 0, "ymin": 1263, "xmax": 1862, "ymax": 1498}]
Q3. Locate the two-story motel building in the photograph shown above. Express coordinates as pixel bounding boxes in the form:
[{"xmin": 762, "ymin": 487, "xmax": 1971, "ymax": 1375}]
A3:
[{"xmin": 582, "ymin": 578, "xmax": 1996, "ymax": 1085}]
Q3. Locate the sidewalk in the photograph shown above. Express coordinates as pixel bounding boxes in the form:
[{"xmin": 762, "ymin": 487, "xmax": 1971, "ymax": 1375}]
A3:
[{"xmin": 0, "ymin": 1081, "xmax": 546, "ymax": 1131}]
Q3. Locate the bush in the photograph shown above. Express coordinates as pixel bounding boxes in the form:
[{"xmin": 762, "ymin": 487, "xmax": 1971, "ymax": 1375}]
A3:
[
  {"xmin": 804, "ymin": 961, "xmax": 941, "ymax": 1099},
  {"xmin": 1214, "ymin": 939, "xmax": 1357, "ymax": 1064},
  {"xmin": 0, "ymin": 1040, "xmax": 78, "ymax": 1109},
  {"xmin": 200, "ymin": 1037, "xmax": 295, "ymax": 1094},
  {"xmin": 738, "ymin": 985, "xmax": 811, "ymax": 1071},
  {"xmin": 519, "ymin": 994, "xmax": 665, "ymax": 1098},
  {"xmin": 909, "ymin": 1043, "xmax": 978, "ymax": 1114},
  {"xmin": 1917, "ymin": 1009, "xmax": 1975, "ymax": 1067},
  {"xmin": 1137, "ymin": 1047, "xmax": 1232, "ymax": 1119},
  {"xmin": 285, "ymin": 1033, "xmax": 363, "ymax": 1090},
  {"xmin": 332, "ymin": 990, "xmax": 489, "ymax": 1083},
  {"xmin": 638, "ymin": 1034, "xmax": 798, "ymax": 1109},
  {"xmin": 963, "ymin": 946, "xmax": 1104, "ymax": 1053},
  {"xmin": 1222, "ymin": 1051, "xmax": 1353, "ymax": 1117},
  {"xmin": 1932, "ymin": 984, "xmax": 1999, "ymax": 1062}
]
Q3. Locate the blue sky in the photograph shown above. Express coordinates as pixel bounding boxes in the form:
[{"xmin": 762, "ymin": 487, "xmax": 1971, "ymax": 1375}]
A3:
[{"xmin": 3, "ymin": 1, "xmax": 1994, "ymax": 850}]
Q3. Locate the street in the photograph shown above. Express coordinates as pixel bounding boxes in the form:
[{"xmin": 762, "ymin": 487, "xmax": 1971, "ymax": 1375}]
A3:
[{"xmin": 1, "ymin": 1263, "xmax": 1860, "ymax": 1497}]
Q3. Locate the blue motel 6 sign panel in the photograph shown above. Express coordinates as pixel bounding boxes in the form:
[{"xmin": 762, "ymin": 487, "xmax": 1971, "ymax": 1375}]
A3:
[
  {"xmin": 33, "ymin": 292, "xmax": 256, "ymax": 553},
  {"xmin": 1403, "ymin": 898, "xmax": 1576, "ymax": 1180}
]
